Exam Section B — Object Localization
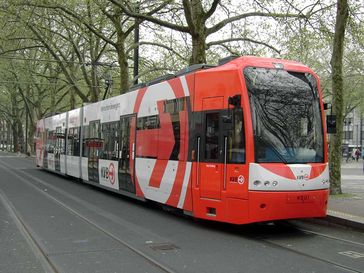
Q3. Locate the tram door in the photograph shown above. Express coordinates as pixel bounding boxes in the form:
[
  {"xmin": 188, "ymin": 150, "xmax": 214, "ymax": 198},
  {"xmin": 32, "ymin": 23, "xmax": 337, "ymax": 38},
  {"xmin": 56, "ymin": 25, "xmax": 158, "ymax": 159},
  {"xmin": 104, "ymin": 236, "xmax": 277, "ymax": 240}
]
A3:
[
  {"xmin": 43, "ymin": 129, "xmax": 49, "ymax": 169},
  {"xmin": 54, "ymin": 126, "xmax": 62, "ymax": 172},
  {"xmin": 198, "ymin": 102, "xmax": 224, "ymax": 200},
  {"xmin": 118, "ymin": 115, "xmax": 136, "ymax": 193},
  {"xmin": 199, "ymin": 112, "xmax": 223, "ymax": 199},
  {"xmin": 88, "ymin": 120, "xmax": 101, "ymax": 183}
]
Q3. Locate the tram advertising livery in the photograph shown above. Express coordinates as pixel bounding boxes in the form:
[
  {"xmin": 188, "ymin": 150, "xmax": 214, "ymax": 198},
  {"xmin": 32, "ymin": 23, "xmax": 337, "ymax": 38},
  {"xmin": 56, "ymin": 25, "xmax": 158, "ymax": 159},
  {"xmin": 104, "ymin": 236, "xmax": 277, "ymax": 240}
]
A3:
[{"xmin": 35, "ymin": 56, "xmax": 330, "ymax": 224}]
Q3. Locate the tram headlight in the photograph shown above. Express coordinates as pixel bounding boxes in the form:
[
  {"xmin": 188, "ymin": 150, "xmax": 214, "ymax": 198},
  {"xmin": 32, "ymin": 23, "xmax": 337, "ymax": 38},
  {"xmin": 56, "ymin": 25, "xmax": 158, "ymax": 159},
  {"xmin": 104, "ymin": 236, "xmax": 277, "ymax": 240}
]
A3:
[
  {"xmin": 322, "ymin": 179, "xmax": 329, "ymax": 185},
  {"xmin": 253, "ymin": 180, "xmax": 279, "ymax": 188},
  {"xmin": 253, "ymin": 180, "xmax": 262, "ymax": 187}
]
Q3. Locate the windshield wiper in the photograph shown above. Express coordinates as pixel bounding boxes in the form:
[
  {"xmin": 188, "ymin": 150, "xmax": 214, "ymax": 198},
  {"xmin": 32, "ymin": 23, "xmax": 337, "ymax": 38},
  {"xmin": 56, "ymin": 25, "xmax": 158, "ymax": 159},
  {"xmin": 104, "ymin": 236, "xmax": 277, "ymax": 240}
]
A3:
[{"xmin": 256, "ymin": 135, "xmax": 288, "ymax": 164}]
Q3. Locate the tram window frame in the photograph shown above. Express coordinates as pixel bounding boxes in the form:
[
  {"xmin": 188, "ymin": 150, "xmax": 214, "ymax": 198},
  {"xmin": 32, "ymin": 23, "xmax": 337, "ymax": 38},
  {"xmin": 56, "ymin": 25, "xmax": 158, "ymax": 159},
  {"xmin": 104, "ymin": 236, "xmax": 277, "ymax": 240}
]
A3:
[
  {"xmin": 164, "ymin": 97, "xmax": 186, "ymax": 114},
  {"xmin": 55, "ymin": 126, "xmax": 65, "ymax": 155},
  {"xmin": 204, "ymin": 112, "xmax": 220, "ymax": 162},
  {"xmin": 101, "ymin": 121, "xmax": 119, "ymax": 160},
  {"xmin": 119, "ymin": 115, "xmax": 133, "ymax": 172},
  {"xmin": 227, "ymin": 108, "xmax": 245, "ymax": 163},
  {"xmin": 46, "ymin": 130, "xmax": 56, "ymax": 153},
  {"xmin": 66, "ymin": 128, "xmax": 73, "ymax": 156},
  {"xmin": 136, "ymin": 115, "xmax": 160, "ymax": 130},
  {"xmin": 67, "ymin": 127, "xmax": 81, "ymax": 157},
  {"xmin": 87, "ymin": 120, "xmax": 102, "ymax": 159},
  {"xmin": 82, "ymin": 125, "xmax": 89, "ymax": 157},
  {"xmin": 100, "ymin": 123, "xmax": 109, "ymax": 160},
  {"xmin": 74, "ymin": 127, "xmax": 80, "ymax": 156}
]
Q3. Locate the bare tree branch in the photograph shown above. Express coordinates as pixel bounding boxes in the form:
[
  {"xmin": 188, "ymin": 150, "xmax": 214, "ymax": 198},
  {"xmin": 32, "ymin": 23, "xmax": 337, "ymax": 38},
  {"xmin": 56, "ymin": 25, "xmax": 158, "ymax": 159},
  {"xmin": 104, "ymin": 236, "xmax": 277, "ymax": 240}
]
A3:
[
  {"xmin": 207, "ymin": 11, "xmax": 307, "ymax": 35},
  {"xmin": 204, "ymin": 0, "xmax": 220, "ymax": 20},
  {"xmin": 127, "ymin": 41, "xmax": 187, "ymax": 61},
  {"xmin": 109, "ymin": 0, "xmax": 190, "ymax": 33},
  {"xmin": 207, "ymin": 37, "xmax": 281, "ymax": 54}
]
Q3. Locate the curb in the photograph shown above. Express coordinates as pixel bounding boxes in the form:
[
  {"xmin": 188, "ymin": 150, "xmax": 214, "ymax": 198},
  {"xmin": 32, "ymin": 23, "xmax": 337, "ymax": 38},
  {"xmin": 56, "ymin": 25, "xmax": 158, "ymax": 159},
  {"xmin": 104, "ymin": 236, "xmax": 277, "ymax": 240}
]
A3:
[
  {"xmin": 303, "ymin": 211, "xmax": 364, "ymax": 232},
  {"xmin": 327, "ymin": 210, "xmax": 364, "ymax": 231},
  {"xmin": 325, "ymin": 214, "xmax": 364, "ymax": 231}
]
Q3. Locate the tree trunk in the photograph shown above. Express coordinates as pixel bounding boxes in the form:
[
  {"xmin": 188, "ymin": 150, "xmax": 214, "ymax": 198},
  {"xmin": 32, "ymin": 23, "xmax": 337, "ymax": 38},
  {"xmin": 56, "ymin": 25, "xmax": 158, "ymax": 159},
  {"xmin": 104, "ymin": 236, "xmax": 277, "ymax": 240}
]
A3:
[
  {"xmin": 70, "ymin": 87, "xmax": 76, "ymax": 109},
  {"xmin": 51, "ymin": 77, "xmax": 56, "ymax": 113},
  {"xmin": 187, "ymin": 0, "xmax": 207, "ymax": 65},
  {"xmin": 1, "ymin": 121, "xmax": 5, "ymax": 151},
  {"xmin": 190, "ymin": 31, "xmax": 207, "ymax": 65},
  {"xmin": 329, "ymin": 0, "xmax": 349, "ymax": 195},
  {"xmin": 28, "ymin": 122, "xmax": 36, "ymax": 154},
  {"xmin": 7, "ymin": 122, "xmax": 11, "ymax": 152},
  {"xmin": 116, "ymin": 31, "xmax": 129, "ymax": 94},
  {"xmin": 12, "ymin": 121, "xmax": 22, "ymax": 153},
  {"xmin": 90, "ymin": 64, "xmax": 99, "ymax": 102}
]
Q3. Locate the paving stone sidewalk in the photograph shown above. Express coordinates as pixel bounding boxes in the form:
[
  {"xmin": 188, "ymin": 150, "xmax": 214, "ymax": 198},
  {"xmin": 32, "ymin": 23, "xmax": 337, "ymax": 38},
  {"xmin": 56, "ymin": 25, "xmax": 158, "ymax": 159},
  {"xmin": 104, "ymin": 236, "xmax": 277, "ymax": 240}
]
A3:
[{"xmin": 327, "ymin": 159, "xmax": 364, "ymax": 230}]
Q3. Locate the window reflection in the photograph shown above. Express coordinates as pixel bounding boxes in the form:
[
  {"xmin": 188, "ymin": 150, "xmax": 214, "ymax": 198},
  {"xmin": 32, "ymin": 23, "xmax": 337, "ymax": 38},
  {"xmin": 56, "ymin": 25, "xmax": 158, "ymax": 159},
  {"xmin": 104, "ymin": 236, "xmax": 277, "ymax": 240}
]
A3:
[
  {"xmin": 205, "ymin": 113, "xmax": 219, "ymax": 160},
  {"xmin": 227, "ymin": 108, "xmax": 245, "ymax": 163},
  {"xmin": 244, "ymin": 67, "xmax": 323, "ymax": 163}
]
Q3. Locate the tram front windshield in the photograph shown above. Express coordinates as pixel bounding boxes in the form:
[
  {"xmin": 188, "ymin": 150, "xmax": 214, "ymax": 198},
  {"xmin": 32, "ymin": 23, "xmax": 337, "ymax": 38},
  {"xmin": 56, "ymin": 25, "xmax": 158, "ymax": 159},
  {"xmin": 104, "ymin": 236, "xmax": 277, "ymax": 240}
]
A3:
[{"xmin": 244, "ymin": 67, "xmax": 324, "ymax": 164}]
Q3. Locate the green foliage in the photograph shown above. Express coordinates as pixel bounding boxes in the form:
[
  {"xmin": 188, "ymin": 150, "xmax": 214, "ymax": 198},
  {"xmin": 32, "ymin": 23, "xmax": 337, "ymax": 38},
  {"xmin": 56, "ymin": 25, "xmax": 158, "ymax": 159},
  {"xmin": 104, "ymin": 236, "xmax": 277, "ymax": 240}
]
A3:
[{"xmin": 0, "ymin": 0, "xmax": 363, "ymax": 158}]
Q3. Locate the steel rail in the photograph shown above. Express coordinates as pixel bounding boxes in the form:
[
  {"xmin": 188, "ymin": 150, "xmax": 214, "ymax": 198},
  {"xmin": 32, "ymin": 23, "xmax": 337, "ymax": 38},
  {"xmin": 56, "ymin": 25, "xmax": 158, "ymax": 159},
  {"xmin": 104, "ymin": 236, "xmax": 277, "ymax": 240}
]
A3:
[
  {"xmin": 258, "ymin": 237, "xmax": 363, "ymax": 273},
  {"xmin": 0, "ymin": 160, "xmax": 177, "ymax": 273},
  {"xmin": 2, "ymin": 157, "xmax": 363, "ymax": 273},
  {"xmin": 0, "ymin": 188, "xmax": 59, "ymax": 273}
]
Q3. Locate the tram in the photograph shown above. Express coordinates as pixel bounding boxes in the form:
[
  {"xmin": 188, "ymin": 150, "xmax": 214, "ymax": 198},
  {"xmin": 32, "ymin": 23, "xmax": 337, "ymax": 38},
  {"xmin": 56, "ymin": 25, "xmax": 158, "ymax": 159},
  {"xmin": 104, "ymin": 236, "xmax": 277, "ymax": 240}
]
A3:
[{"xmin": 35, "ymin": 56, "xmax": 330, "ymax": 224}]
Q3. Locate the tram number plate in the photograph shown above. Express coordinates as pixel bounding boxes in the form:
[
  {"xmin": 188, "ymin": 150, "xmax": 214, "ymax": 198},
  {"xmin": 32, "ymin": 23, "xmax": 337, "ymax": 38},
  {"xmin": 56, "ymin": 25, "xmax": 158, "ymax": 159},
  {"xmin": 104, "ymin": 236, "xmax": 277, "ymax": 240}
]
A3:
[{"xmin": 287, "ymin": 194, "xmax": 314, "ymax": 203}]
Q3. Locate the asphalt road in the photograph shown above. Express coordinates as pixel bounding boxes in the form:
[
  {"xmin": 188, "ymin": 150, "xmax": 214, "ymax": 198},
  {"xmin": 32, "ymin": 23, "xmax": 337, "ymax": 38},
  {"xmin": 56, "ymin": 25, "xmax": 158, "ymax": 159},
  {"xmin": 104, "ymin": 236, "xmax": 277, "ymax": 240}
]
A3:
[{"xmin": 1, "ymin": 152, "xmax": 364, "ymax": 273}]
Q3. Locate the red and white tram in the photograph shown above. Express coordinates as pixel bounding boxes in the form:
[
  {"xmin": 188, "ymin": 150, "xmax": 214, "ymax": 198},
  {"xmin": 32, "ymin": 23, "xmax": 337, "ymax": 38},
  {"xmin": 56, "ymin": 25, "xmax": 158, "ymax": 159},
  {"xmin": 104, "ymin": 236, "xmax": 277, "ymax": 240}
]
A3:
[{"xmin": 35, "ymin": 56, "xmax": 330, "ymax": 224}]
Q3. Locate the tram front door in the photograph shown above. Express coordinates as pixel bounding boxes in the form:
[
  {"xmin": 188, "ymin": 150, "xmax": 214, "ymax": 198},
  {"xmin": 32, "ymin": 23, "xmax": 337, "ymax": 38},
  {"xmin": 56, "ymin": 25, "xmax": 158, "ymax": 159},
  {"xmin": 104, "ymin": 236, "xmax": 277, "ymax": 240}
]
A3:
[{"xmin": 118, "ymin": 115, "xmax": 136, "ymax": 193}]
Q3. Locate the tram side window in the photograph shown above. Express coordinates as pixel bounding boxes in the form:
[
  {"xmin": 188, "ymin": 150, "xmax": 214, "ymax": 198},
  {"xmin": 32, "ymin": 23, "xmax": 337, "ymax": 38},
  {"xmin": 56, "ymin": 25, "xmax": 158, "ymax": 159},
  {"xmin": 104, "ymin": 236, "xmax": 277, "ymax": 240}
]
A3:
[
  {"xmin": 109, "ymin": 122, "xmax": 119, "ymax": 160},
  {"xmin": 89, "ymin": 120, "xmax": 102, "ymax": 157},
  {"xmin": 82, "ymin": 125, "xmax": 89, "ymax": 157},
  {"xmin": 55, "ymin": 127, "xmax": 65, "ymax": 155},
  {"xmin": 164, "ymin": 98, "xmax": 185, "ymax": 114},
  {"xmin": 46, "ymin": 130, "xmax": 56, "ymax": 153},
  {"xmin": 137, "ymin": 115, "xmax": 160, "ymax": 130},
  {"xmin": 67, "ymin": 127, "xmax": 80, "ymax": 156},
  {"xmin": 227, "ymin": 108, "xmax": 245, "ymax": 163},
  {"xmin": 120, "ymin": 116, "xmax": 131, "ymax": 170},
  {"xmin": 44, "ymin": 130, "xmax": 49, "ymax": 152},
  {"xmin": 101, "ymin": 123, "xmax": 109, "ymax": 160},
  {"xmin": 101, "ymin": 122, "xmax": 119, "ymax": 160},
  {"xmin": 164, "ymin": 98, "xmax": 186, "ymax": 160},
  {"xmin": 205, "ymin": 113, "xmax": 219, "ymax": 160},
  {"xmin": 74, "ymin": 128, "xmax": 80, "ymax": 156}
]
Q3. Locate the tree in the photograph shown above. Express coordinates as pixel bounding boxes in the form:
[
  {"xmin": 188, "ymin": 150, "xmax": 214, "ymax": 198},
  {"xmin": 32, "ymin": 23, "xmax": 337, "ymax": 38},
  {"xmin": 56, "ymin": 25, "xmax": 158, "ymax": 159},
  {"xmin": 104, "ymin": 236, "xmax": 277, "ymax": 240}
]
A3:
[
  {"xmin": 26, "ymin": 0, "xmax": 171, "ymax": 94},
  {"xmin": 112, "ymin": 0, "xmax": 313, "ymax": 65},
  {"xmin": 329, "ymin": 0, "xmax": 349, "ymax": 195}
]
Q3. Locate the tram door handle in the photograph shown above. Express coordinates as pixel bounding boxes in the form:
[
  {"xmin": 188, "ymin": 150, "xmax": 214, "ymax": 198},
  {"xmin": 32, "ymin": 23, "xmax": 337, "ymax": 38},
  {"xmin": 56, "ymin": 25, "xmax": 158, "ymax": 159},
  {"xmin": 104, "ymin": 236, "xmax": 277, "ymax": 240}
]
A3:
[{"xmin": 223, "ymin": 136, "xmax": 227, "ymax": 191}]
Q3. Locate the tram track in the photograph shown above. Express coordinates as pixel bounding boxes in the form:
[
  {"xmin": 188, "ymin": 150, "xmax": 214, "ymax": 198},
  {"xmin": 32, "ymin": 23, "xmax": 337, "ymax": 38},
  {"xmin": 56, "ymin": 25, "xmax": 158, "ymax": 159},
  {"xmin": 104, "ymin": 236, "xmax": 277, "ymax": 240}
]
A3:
[
  {"xmin": 258, "ymin": 237, "xmax": 363, "ymax": 273},
  {"xmin": 244, "ymin": 221, "xmax": 364, "ymax": 273},
  {"xmin": 0, "ymin": 159, "xmax": 177, "ymax": 273},
  {"xmin": 1, "ymin": 157, "xmax": 363, "ymax": 273},
  {"xmin": 0, "ymin": 189, "xmax": 59, "ymax": 273},
  {"xmin": 288, "ymin": 223, "xmax": 364, "ymax": 247}
]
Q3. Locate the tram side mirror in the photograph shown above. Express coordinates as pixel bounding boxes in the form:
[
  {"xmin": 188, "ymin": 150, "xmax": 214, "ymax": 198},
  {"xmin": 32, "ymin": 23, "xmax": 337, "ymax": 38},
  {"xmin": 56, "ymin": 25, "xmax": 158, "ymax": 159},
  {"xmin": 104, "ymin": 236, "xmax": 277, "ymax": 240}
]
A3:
[
  {"xmin": 226, "ymin": 94, "xmax": 241, "ymax": 126},
  {"xmin": 228, "ymin": 95, "xmax": 241, "ymax": 108},
  {"xmin": 326, "ymin": 115, "xmax": 336, "ymax": 134},
  {"xmin": 222, "ymin": 114, "xmax": 233, "ymax": 131},
  {"xmin": 223, "ymin": 115, "xmax": 232, "ymax": 123}
]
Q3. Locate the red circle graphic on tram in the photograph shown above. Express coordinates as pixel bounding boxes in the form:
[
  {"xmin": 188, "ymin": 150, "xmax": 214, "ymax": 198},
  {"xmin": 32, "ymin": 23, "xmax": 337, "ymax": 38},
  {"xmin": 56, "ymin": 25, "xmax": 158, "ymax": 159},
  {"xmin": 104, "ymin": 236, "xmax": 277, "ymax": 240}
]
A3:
[{"xmin": 109, "ymin": 163, "xmax": 115, "ymax": 185}]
